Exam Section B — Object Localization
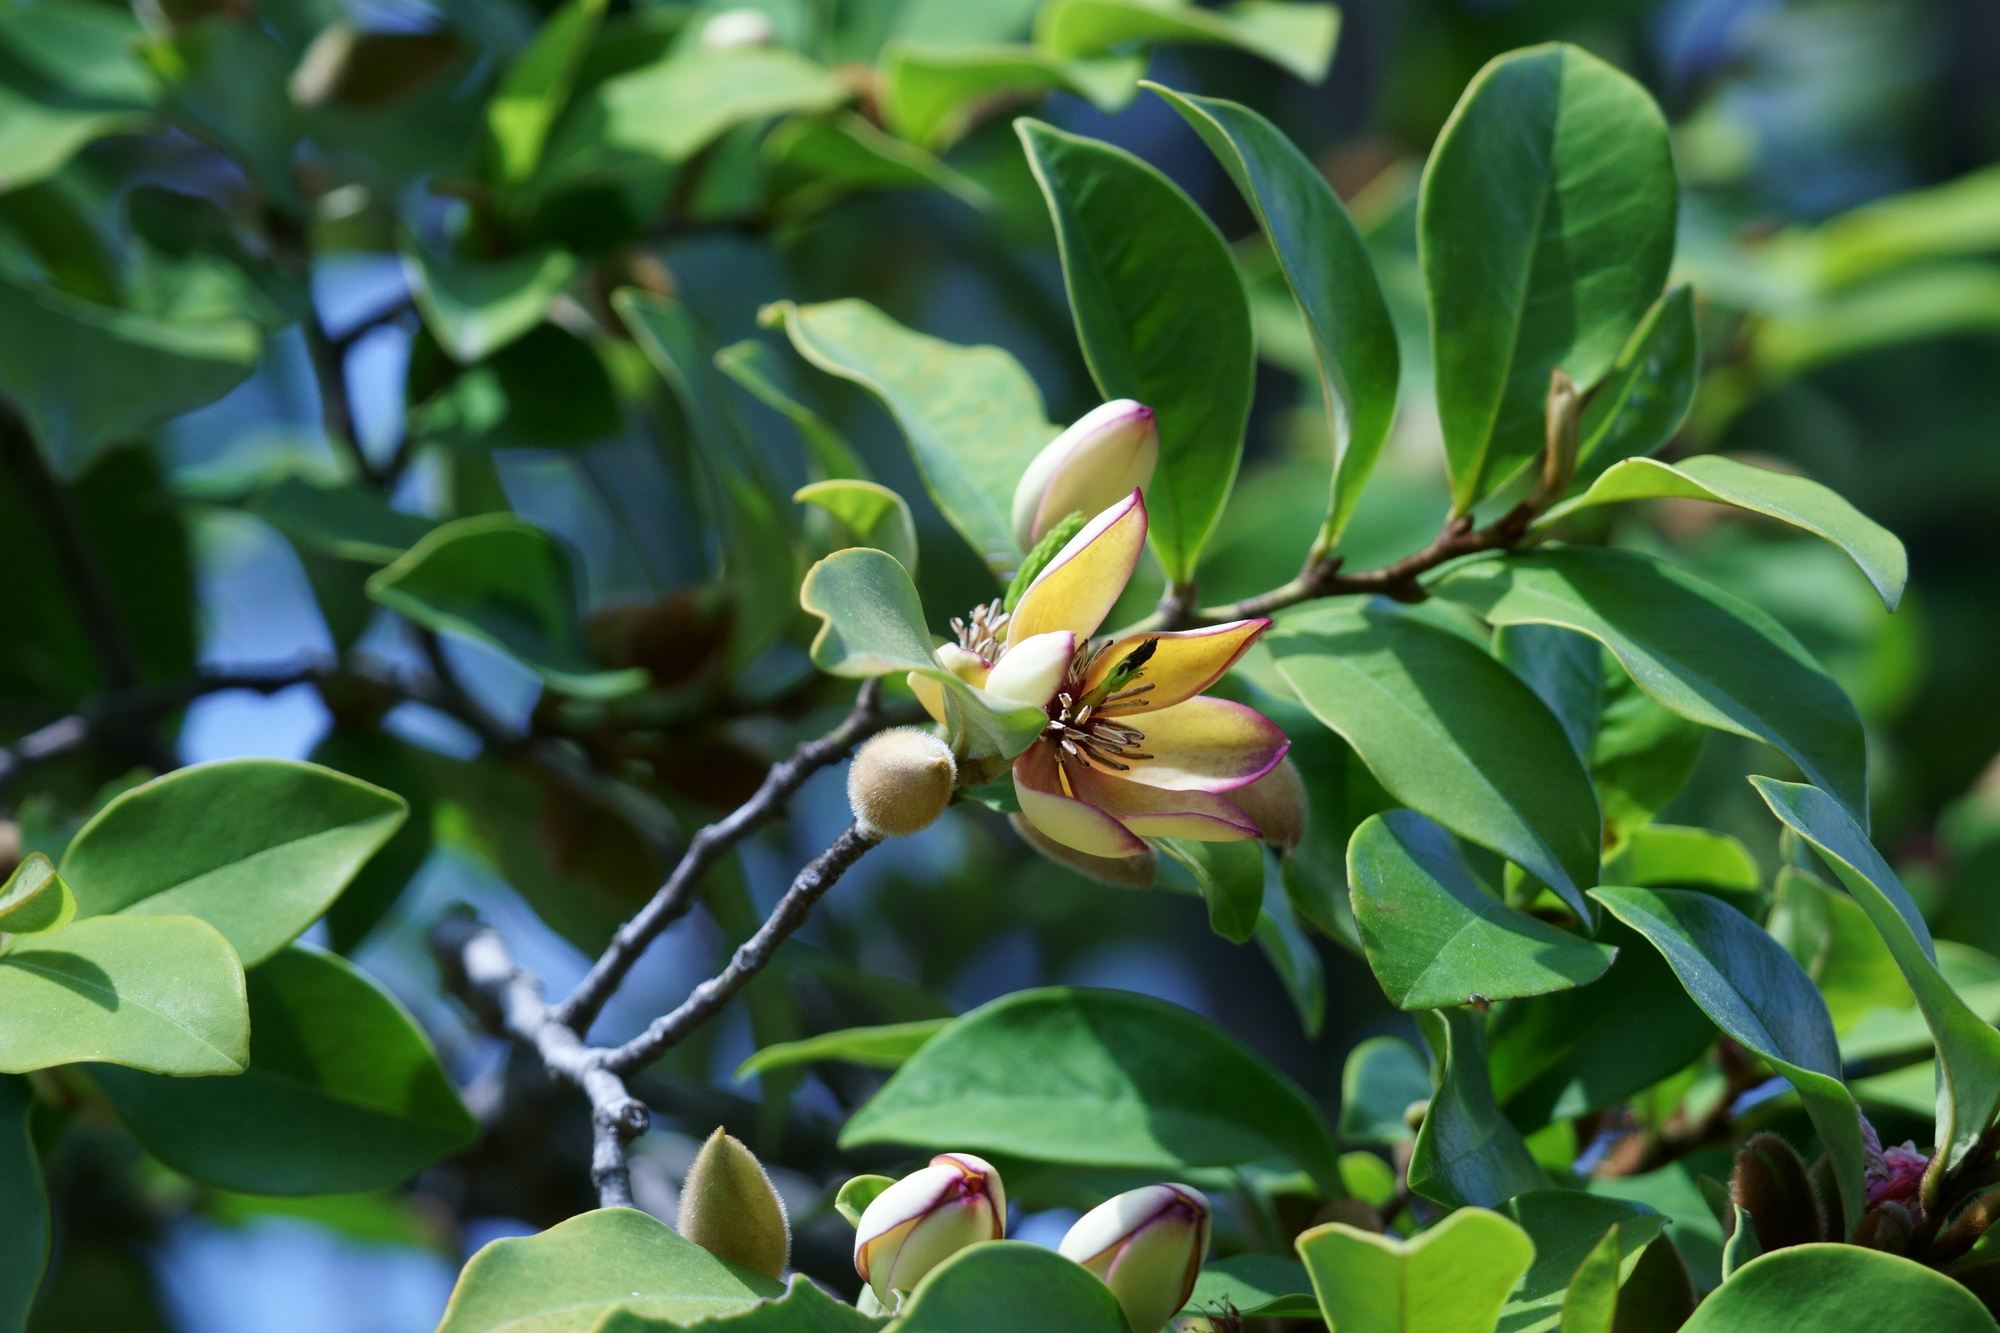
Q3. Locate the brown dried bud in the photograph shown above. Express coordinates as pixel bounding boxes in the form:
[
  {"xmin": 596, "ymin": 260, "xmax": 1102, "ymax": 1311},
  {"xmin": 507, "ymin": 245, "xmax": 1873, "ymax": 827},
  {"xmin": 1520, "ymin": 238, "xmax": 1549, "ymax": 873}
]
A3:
[
  {"xmin": 1853, "ymin": 1201, "xmax": 1916, "ymax": 1255},
  {"xmin": 1227, "ymin": 757, "xmax": 1307, "ymax": 853},
  {"xmin": 848, "ymin": 729, "xmax": 956, "ymax": 838},
  {"xmin": 1010, "ymin": 814, "xmax": 1155, "ymax": 888},
  {"xmin": 678, "ymin": 1128, "xmax": 790, "ymax": 1279},
  {"xmin": 1731, "ymin": 1132, "xmax": 1824, "ymax": 1253}
]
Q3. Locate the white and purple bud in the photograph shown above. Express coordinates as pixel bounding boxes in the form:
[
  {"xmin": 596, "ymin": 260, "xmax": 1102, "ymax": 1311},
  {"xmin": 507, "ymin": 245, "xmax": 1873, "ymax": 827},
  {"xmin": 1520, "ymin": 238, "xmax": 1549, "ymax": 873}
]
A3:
[
  {"xmin": 699, "ymin": 7, "xmax": 777, "ymax": 50},
  {"xmin": 853, "ymin": 1152, "xmax": 1006, "ymax": 1308},
  {"xmin": 1058, "ymin": 1183, "xmax": 1210, "ymax": 1333},
  {"xmin": 1012, "ymin": 400, "xmax": 1158, "ymax": 552}
]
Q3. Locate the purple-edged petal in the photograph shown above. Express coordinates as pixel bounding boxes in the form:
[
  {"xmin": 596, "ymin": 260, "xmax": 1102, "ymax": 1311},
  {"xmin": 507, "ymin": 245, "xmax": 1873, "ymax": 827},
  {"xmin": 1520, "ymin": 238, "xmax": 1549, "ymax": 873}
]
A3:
[
  {"xmin": 1014, "ymin": 745, "xmax": 1146, "ymax": 858},
  {"xmin": 1116, "ymin": 697, "xmax": 1290, "ymax": 793},
  {"xmin": 1008, "ymin": 490, "xmax": 1146, "ymax": 646},
  {"xmin": 1065, "ymin": 764, "xmax": 1260, "ymax": 842}
]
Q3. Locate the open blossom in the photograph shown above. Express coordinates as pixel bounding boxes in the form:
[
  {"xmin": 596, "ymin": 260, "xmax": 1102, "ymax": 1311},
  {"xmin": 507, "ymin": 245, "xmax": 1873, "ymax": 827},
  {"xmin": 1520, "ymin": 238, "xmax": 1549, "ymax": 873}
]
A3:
[
  {"xmin": 853, "ymin": 1153, "xmax": 1005, "ymax": 1307},
  {"xmin": 915, "ymin": 491, "xmax": 1287, "ymax": 861},
  {"xmin": 1059, "ymin": 1184, "xmax": 1211, "ymax": 1333}
]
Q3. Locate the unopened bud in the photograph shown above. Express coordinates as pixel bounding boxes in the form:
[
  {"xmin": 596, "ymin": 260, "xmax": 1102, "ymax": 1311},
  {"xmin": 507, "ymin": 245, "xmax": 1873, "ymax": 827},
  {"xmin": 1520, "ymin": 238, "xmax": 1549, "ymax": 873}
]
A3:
[
  {"xmin": 677, "ymin": 1128, "xmax": 790, "ymax": 1279},
  {"xmin": 1532, "ymin": 368, "xmax": 1580, "ymax": 509},
  {"xmin": 848, "ymin": 728, "xmax": 957, "ymax": 838},
  {"xmin": 1226, "ymin": 757, "xmax": 1307, "ymax": 854},
  {"xmin": 1059, "ymin": 1183, "xmax": 1210, "ymax": 1333},
  {"xmin": 1012, "ymin": 401, "xmax": 1158, "ymax": 552},
  {"xmin": 700, "ymin": 7, "xmax": 777, "ymax": 50},
  {"xmin": 1010, "ymin": 815, "xmax": 1155, "ymax": 889},
  {"xmin": 854, "ymin": 1152, "xmax": 1006, "ymax": 1308}
]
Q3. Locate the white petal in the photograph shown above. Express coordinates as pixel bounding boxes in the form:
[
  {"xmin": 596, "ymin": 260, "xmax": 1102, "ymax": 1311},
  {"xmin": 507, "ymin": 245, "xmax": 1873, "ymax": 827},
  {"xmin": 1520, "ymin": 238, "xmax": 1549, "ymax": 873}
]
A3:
[{"xmin": 984, "ymin": 631, "xmax": 1074, "ymax": 708}]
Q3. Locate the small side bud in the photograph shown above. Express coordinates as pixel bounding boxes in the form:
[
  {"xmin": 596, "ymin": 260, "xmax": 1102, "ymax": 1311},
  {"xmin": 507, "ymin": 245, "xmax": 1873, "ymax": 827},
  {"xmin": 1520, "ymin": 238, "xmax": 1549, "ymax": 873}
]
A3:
[
  {"xmin": 1059, "ymin": 1184, "xmax": 1210, "ymax": 1333},
  {"xmin": 1227, "ymin": 757, "xmax": 1307, "ymax": 854},
  {"xmin": 855, "ymin": 1153, "xmax": 1006, "ymax": 1309},
  {"xmin": 677, "ymin": 1128, "xmax": 791, "ymax": 1279},
  {"xmin": 1011, "ymin": 400, "xmax": 1158, "ymax": 552},
  {"xmin": 1531, "ymin": 368, "xmax": 1581, "ymax": 510},
  {"xmin": 848, "ymin": 728, "xmax": 957, "ymax": 838},
  {"xmin": 1010, "ymin": 815, "xmax": 1156, "ymax": 888},
  {"xmin": 700, "ymin": 7, "xmax": 777, "ymax": 50}
]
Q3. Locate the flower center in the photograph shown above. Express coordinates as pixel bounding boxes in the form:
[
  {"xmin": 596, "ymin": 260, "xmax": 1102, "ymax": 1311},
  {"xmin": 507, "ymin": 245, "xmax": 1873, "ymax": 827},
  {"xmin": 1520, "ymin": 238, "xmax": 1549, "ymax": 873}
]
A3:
[
  {"xmin": 951, "ymin": 599, "xmax": 1010, "ymax": 665},
  {"xmin": 1043, "ymin": 639, "xmax": 1157, "ymax": 772}
]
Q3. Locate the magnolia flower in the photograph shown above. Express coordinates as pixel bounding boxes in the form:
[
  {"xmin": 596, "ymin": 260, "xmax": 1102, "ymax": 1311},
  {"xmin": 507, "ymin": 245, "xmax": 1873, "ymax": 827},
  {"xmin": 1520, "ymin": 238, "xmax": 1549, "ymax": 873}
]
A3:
[
  {"xmin": 853, "ymin": 1152, "xmax": 1005, "ymax": 1307},
  {"xmin": 1012, "ymin": 400, "xmax": 1159, "ymax": 551},
  {"xmin": 916, "ymin": 492, "xmax": 1286, "ymax": 862},
  {"xmin": 1059, "ymin": 1183, "xmax": 1211, "ymax": 1333}
]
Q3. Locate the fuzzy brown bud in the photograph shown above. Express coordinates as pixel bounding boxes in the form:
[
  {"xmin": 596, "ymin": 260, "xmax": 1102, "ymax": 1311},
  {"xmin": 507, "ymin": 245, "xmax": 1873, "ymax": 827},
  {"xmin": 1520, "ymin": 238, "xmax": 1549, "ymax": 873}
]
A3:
[
  {"xmin": 677, "ymin": 1128, "xmax": 790, "ymax": 1279},
  {"xmin": 848, "ymin": 728, "xmax": 956, "ymax": 838},
  {"xmin": 1227, "ymin": 758, "xmax": 1307, "ymax": 853}
]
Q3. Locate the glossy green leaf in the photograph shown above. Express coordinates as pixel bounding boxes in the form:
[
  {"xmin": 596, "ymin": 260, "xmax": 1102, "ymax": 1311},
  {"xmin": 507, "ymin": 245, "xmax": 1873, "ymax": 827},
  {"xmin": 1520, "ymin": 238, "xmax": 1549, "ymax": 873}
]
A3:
[
  {"xmin": 0, "ymin": 914, "xmax": 246, "ymax": 1075},
  {"xmin": 0, "ymin": 272, "xmax": 258, "ymax": 477},
  {"xmin": 834, "ymin": 1175, "xmax": 894, "ymax": 1228},
  {"xmin": 592, "ymin": 1276, "xmax": 885, "ymax": 1331},
  {"xmin": 880, "ymin": 43, "xmax": 1143, "ymax": 150},
  {"xmin": 1496, "ymin": 623, "xmax": 1602, "ymax": 762},
  {"xmin": 1679, "ymin": 1244, "xmax": 1998, "ymax": 1333},
  {"xmin": 714, "ymin": 339, "xmax": 869, "ymax": 482},
  {"xmin": 1591, "ymin": 886, "xmax": 1864, "ymax": 1225},
  {"xmin": 436, "ymin": 1208, "xmax": 784, "ymax": 1333},
  {"xmin": 367, "ymin": 515, "xmax": 648, "ymax": 699},
  {"xmin": 767, "ymin": 298, "xmax": 1057, "ymax": 576},
  {"xmin": 0, "ymin": 1075, "xmax": 47, "ymax": 1333},
  {"xmin": 1603, "ymin": 825, "xmax": 1761, "ymax": 894},
  {"xmin": 1592, "ymin": 658, "xmax": 1707, "ymax": 851},
  {"xmin": 1297, "ymin": 1207, "xmax": 1536, "ymax": 1333},
  {"xmin": 1720, "ymin": 1205, "xmax": 1761, "ymax": 1283},
  {"xmin": 404, "ymin": 245, "xmax": 577, "ymax": 364},
  {"xmin": 60, "ymin": 758, "xmax": 408, "ymax": 966},
  {"xmin": 891, "ymin": 1242, "xmax": 1127, "ymax": 1333},
  {"xmin": 1770, "ymin": 866, "xmax": 1910, "ymax": 1036},
  {"xmin": 1434, "ymin": 548, "xmax": 1870, "ymax": 826},
  {"xmin": 1036, "ymin": 0, "xmax": 1340, "ymax": 83},
  {"xmin": 1557, "ymin": 1225, "xmax": 1621, "ymax": 1333},
  {"xmin": 1153, "ymin": 836, "xmax": 1263, "ymax": 944},
  {"xmin": 1182, "ymin": 1253, "xmax": 1319, "ymax": 1320},
  {"xmin": 1150, "ymin": 84, "xmax": 1397, "ymax": 551},
  {"xmin": 1268, "ymin": 606, "xmax": 1602, "ymax": 921},
  {"xmin": 598, "ymin": 48, "xmax": 850, "ymax": 163},
  {"xmin": 1349, "ymin": 810, "xmax": 1615, "ymax": 1011},
  {"xmin": 1255, "ymin": 851, "xmax": 1327, "ymax": 1038},
  {"xmin": 1410, "ymin": 1007, "xmax": 1549, "ymax": 1209},
  {"xmin": 840, "ymin": 986, "xmax": 1343, "ymax": 1192},
  {"xmin": 795, "ymin": 481, "xmax": 918, "ymax": 575},
  {"xmin": 489, "ymin": 0, "xmax": 606, "ymax": 184},
  {"xmin": 0, "ymin": 854, "xmax": 76, "ymax": 936},
  {"xmin": 767, "ymin": 112, "xmax": 993, "ymax": 217},
  {"xmin": 1571, "ymin": 285, "xmax": 1700, "ymax": 485},
  {"xmin": 1018, "ymin": 118, "xmax": 1256, "ymax": 585},
  {"xmin": 1339, "ymin": 1036, "xmax": 1431, "ymax": 1146},
  {"xmin": 733, "ymin": 1019, "xmax": 947, "ymax": 1081},
  {"xmin": 1495, "ymin": 1193, "xmax": 1663, "ymax": 1333},
  {"xmin": 92, "ymin": 945, "xmax": 474, "ymax": 1195},
  {"xmin": 249, "ymin": 476, "xmax": 439, "ymax": 565},
  {"xmin": 1754, "ymin": 777, "xmax": 2000, "ymax": 1173},
  {"xmin": 1421, "ymin": 43, "xmax": 1676, "ymax": 511},
  {"xmin": 1538, "ymin": 455, "xmax": 1907, "ymax": 611}
]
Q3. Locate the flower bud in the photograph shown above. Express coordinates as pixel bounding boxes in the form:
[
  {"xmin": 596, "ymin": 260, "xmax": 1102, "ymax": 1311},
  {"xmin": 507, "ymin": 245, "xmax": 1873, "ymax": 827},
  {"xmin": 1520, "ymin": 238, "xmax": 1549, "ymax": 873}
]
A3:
[
  {"xmin": 1226, "ymin": 756, "xmax": 1307, "ymax": 854},
  {"xmin": 854, "ymin": 1152, "xmax": 1006, "ymax": 1308},
  {"xmin": 700, "ymin": 7, "xmax": 777, "ymax": 50},
  {"xmin": 1012, "ymin": 400, "xmax": 1158, "ymax": 552},
  {"xmin": 1010, "ymin": 815, "xmax": 1156, "ymax": 889},
  {"xmin": 848, "ymin": 728, "xmax": 957, "ymax": 838},
  {"xmin": 677, "ymin": 1127, "xmax": 790, "ymax": 1279},
  {"xmin": 1059, "ymin": 1184, "xmax": 1210, "ymax": 1333}
]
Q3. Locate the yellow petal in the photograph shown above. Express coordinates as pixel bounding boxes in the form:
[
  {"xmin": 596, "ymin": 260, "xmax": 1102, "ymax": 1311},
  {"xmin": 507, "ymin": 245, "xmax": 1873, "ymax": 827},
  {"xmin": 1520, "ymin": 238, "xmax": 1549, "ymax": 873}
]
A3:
[
  {"xmin": 1014, "ymin": 745, "xmax": 1146, "ymax": 858},
  {"xmin": 1065, "ymin": 763, "xmax": 1259, "ymax": 841},
  {"xmin": 907, "ymin": 671, "xmax": 949, "ymax": 727},
  {"xmin": 1007, "ymin": 490, "xmax": 1146, "ymax": 646},
  {"xmin": 1085, "ymin": 620, "xmax": 1270, "ymax": 713},
  {"xmin": 1115, "ymin": 696, "xmax": 1290, "ymax": 793}
]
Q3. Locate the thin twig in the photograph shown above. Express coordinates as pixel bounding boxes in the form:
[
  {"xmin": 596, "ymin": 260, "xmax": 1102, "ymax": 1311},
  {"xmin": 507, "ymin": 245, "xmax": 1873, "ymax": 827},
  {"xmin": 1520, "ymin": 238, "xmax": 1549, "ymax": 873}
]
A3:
[{"xmin": 553, "ymin": 678, "xmax": 891, "ymax": 1035}]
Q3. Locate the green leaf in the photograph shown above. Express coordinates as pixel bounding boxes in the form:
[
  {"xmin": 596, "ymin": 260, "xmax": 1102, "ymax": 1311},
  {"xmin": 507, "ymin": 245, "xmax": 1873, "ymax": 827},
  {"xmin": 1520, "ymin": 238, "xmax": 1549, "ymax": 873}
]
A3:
[
  {"xmin": 367, "ymin": 515, "xmax": 649, "ymax": 700},
  {"xmin": 1753, "ymin": 777, "xmax": 2000, "ymax": 1174},
  {"xmin": 714, "ymin": 339, "xmax": 870, "ymax": 482},
  {"xmin": 0, "ymin": 86, "xmax": 148, "ymax": 195},
  {"xmin": 880, "ymin": 43, "xmax": 1144, "ymax": 150},
  {"xmin": 1570, "ymin": 285, "xmax": 1700, "ymax": 486},
  {"xmin": 766, "ymin": 112, "xmax": 993, "ymax": 217},
  {"xmin": 1420, "ymin": 43, "xmax": 1676, "ymax": 511},
  {"xmin": 766, "ymin": 298, "xmax": 1057, "ymax": 577},
  {"xmin": 1339, "ymin": 1036, "xmax": 1431, "ymax": 1146},
  {"xmin": 1182, "ymin": 1254, "xmax": 1319, "ymax": 1320},
  {"xmin": 1592, "ymin": 658, "xmax": 1707, "ymax": 852},
  {"xmin": 0, "ymin": 854, "xmax": 76, "ymax": 936},
  {"xmin": 591, "ymin": 1276, "xmax": 886, "ymax": 1331},
  {"xmin": 1296, "ymin": 1206, "xmax": 1536, "ymax": 1333},
  {"xmin": 1017, "ymin": 118, "xmax": 1256, "ymax": 585},
  {"xmin": 1720, "ymin": 1204, "xmax": 1761, "ymax": 1283},
  {"xmin": 308, "ymin": 727, "xmax": 436, "ymax": 955},
  {"xmin": 1409, "ymin": 1007, "xmax": 1549, "ymax": 1209},
  {"xmin": 0, "ymin": 914, "xmax": 246, "ymax": 1075},
  {"xmin": 795, "ymin": 480, "xmax": 918, "ymax": 575},
  {"xmin": 834, "ymin": 1175, "xmax": 894, "ymax": 1228},
  {"xmin": 488, "ymin": 0, "xmax": 607, "ymax": 184},
  {"xmin": 1749, "ymin": 262, "xmax": 2000, "ymax": 379},
  {"xmin": 1557, "ymin": 1225, "xmax": 1621, "ymax": 1333},
  {"xmin": 1678, "ymin": 1245, "xmax": 1998, "ymax": 1333},
  {"xmin": 1255, "ymin": 851, "xmax": 1327, "ymax": 1038},
  {"xmin": 839, "ymin": 986, "xmax": 1343, "ymax": 1192},
  {"xmin": 1036, "ymin": 0, "xmax": 1340, "ymax": 83},
  {"xmin": 404, "ymin": 244, "xmax": 577, "ymax": 364},
  {"xmin": 1267, "ymin": 606, "xmax": 1602, "ymax": 922},
  {"xmin": 0, "ymin": 3, "xmax": 154, "ymax": 191},
  {"xmin": 1349, "ymin": 810, "xmax": 1615, "ymax": 1011},
  {"xmin": 1591, "ymin": 886, "xmax": 1865, "ymax": 1226},
  {"xmin": 91, "ymin": 944, "xmax": 473, "ymax": 1195},
  {"xmin": 0, "ymin": 272, "xmax": 259, "ymax": 477},
  {"xmin": 1495, "ymin": 1192, "xmax": 1664, "ymax": 1333},
  {"xmin": 1603, "ymin": 825, "xmax": 1761, "ymax": 895},
  {"xmin": 733, "ymin": 1019, "xmax": 948, "ymax": 1081},
  {"xmin": 436, "ymin": 1207, "xmax": 785, "ymax": 1333},
  {"xmin": 1150, "ymin": 84, "xmax": 1397, "ymax": 552},
  {"xmin": 1153, "ymin": 836, "xmax": 1264, "ymax": 944},
  {"xmin": 60, "ymin": 758, "xmax": 409, "ymax": 967},
  {"xmin": 1496, "ymin": 623, "xmax": 1602, "ymax": 763},
  {"xmin": 0, "ymin": 1075, "xmax": 48, "ymax": 1333},
  {"xmin": 1434, "ymin": 548, "xmax": 1870, "ymax": 827},
  {"xmin": 597, "ymin": 48, "xmax": 850, "ymax": 163},
  {"xmin": 249, "ymin": 475, "xmax": 440, "ymax": 565},
  {"xmin": 1537, "ymin": 456, "xmax": 1908, "ymax": 611},
  {"xmin": 891, "ymin": 1242, "xmax": 1127, "ymax": 1333}
]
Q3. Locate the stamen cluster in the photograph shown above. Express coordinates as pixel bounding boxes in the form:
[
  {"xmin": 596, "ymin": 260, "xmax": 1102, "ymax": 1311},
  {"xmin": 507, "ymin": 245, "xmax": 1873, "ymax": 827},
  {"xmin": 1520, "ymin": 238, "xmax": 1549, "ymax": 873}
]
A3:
[
  {"xmin": 951, "ymin": 599, "xmax": 1011, "ymax": 664},
  {"xmin": 1045, "ymin": 638, "xmax": 1158, "ymax": 772}
]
